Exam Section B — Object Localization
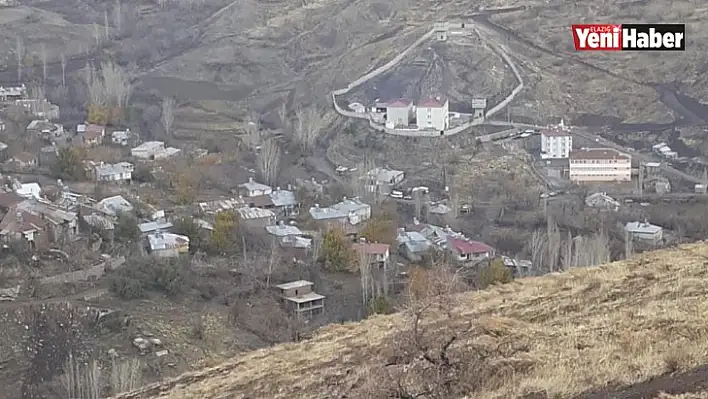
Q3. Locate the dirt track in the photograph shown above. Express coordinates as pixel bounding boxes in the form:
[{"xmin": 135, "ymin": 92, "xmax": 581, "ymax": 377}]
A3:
[{"xmin": 577, "ymin": 365, "xmax": 708, "ymax": 399}]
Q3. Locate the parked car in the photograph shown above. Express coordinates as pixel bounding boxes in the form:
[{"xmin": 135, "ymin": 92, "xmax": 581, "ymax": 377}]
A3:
[{"xmin": 390, "ymin": 190, "xmax": 404, "ymax": 199}]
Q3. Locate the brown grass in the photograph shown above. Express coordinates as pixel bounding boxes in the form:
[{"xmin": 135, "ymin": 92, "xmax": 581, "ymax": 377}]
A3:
[
  {"xmin": 112, "ymin": 241, "xmax": 708, "ymax": 398},
  {"xmin": 659, "ymin": 393, "xmax": 708, "ymax": 399}
]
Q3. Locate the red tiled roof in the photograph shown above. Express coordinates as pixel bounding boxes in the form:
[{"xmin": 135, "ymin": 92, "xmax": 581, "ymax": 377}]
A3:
[
  {"xmin": 417, "ymin": 98, "xmax": 447, "ymax": 108},
  {"xmin": 352, "ymin": 242, "xmax": 390, "ymax": 255},
  {"xmin": 0, "ymin": 211, "xmax": 46, "ymax": 233},
  {"xmin": 386, "ymin": 99, "xmax": 412, "ymax": 107},
  {"xmin": 447, "ymin": 237, "xmax": 492, "ymax": 254}
]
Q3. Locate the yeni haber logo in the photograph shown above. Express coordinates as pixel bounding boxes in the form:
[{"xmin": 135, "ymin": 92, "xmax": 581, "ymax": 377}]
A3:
[{"xmin": 572, "ymin": 24, "xmax": 685, "ymax": 51}]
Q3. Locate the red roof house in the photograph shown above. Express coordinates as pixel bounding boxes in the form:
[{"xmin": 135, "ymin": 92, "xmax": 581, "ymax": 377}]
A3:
[
  {"xmin": 352, "ymin": 242, "xmax": 390, "ymax": 266},
  {"xmin": 447, "ymin": 237, "xmax": 494, "ymax": 262}
]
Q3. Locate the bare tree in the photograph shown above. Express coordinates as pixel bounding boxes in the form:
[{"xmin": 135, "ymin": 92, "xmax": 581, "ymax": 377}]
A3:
[
  {"xmin": 85, "ymin": 61, "xmax": 131, "ymax": 108},
  {"xmin": 104, "ymin": 10, "xmax": 110, "ymax": 40},
  {"xmin": 530, "ymin": 229, "xmax": 546, "ymax": 273},
  {"xmin": 16, "ymin": 36, "xmax": 24, "ymax": 82},
  {"xmin": 114, "ymin": 0, "xmax": 123, "ymax": 32},
  {"xmin": 546, "ymin": 218, "xmax": 560, "ymax": 272},
  {"xmin": 30, "ymin": 84, "xmax": 47, "ymax": 117},
  {"xmin": 63, "ymin": 354, "xmax": 102, "ymax": 399},
  {"xmin": 110, "ymin": 357, "xmax": 142, "ymax": 395},
  {"xmin": 258, "ymin": 138, "xmax": 281, "ymax": 185},
  {"xmin": 293, "ymin": 106, "xmax": 326, "ymax": 153},
  {"xmin": 161, "ymin": 96, "xmax": 175, "ymax": 137},
  {"xmin": 359, "ymin": 247, "xmax": 373, "ymax": 309},
  {"xmin": 278, "ymin": 102, "xmax": 289, "ymax": 131},
  {"xmin": 92, "ymin": 22, "xmax": 102, "ymax": 47},
  {"xmin": 60, "ymin": 52, "xmax": 67, "ymax": 87},
  {"xmin": 40, "ymin": 43, "xmax": 47, "ymax": 82},
  {"xmin": 560, "ymin": 230, "xmax": 573, "ymax": 270}
]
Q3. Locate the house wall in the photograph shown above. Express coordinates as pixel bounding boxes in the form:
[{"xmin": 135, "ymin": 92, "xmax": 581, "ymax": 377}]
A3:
[
  {"xmin": 631, "ymin": 230, "xmax": 663, "ymax": 242},
  {"xmin": 569, "ymin": 158, "xmax": 631, "ymax": 183},
  {"xmin": 416, "ymin": 102, "xmax": 449, "ymax": 131},
  {"xmin": 152, "ymin": 247, "xmax": 180, "ymax": 257},
  {"xmin": 541, "ymin": 134, "xmax": 572, "ymax": 159},
  {"xmin": 386, "ymin": 106, "xmax": 411, "ymax": 127},
  {"xmin": 281, "ymin": 285, "xmax": 313, "ymax": 298}
]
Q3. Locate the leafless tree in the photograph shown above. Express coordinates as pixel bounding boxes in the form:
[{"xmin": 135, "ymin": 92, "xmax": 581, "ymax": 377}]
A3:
[
  {"xmin": 560, "ymin": 230, "xmax": 573, "ymax": 269},
  {"xmin": 114, "ymin": 0, "xmax": 122, "ymax": 32},
  {"xmin": 16, "ymin": 36, "xmax": 24, "ymax": 81},
  {"xmin": 571, "ymin": 231, "xmax": 610, "ymax": 267},
  {"xmin": 40, "ymin": 43, "xmax": 47, "ymax": 82},
  {"xmin": 293, "ymin": 106, "xmax": 326, "ymax": 153},
  {"xmin": 258, "ymin": 138, "xmax": 281, "ymax": 185},
  {"xmin": 278, "ymin": 102, "xmax": 289, "ymax": 131},
  {"xmin": 92, "ymin": 22, "xmax": 102, "ymax": 47},
  {"xmin": 110, "ymin": 357, "xmax": 142, "ymax": 395},
  {"xmin": 359, "ymin": 247, "xmax": 373, "ymax": 308},
  {"xmin": 350, "ymin": 157, "xmax": 377, "ymax": 203},
  {"xmin": 161, "ymin": 96, "xmax": 175, "ymax": 137},
  {"xmin": 85, "ymin": 61, "xmax": 131, "ymax": 108},
  {"xmin": 30, "ymin": 84, "xmax": 47, "ymax": 117},
  {"xmin": 546, "ymin": 218, "xmax": 560, "ymax": 272},
  {"xmin": 311, "ymin": 233, "xmax": 323, "ymax": 264},
  {"xmin": 63, "ymin": 354, "xmax": 102, "ymax": 399},
  {"xmin": 265, "ymin": 238, "xmax": 281, "ymax": 287},
  {"xmin": 104, "ymin": 10, "xmax": 111, "ymax": 39},
  {"xmin": 624, "ymin": 229, "xmax": 633, "ymax": 260},
  {"xmin": 530, "ymin": 229, "xmax": 546, "ymax": 273},
  {"xmin": 60, "ymin": 52, "xmax": 67, "ymax": 87}
]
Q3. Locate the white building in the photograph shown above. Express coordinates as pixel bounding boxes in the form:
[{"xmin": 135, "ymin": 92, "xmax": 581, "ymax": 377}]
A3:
[
  {"xmin": 147, "ymin": 232, "xmax": 189, "ymax": 257},
  {"xmin": 95, "ymin": 162, "xmax": 134, "ymax": 182},
  {"xmin": 238, "ymin": 177, "xmax": 272, "ymax": 197},
  {"xmin": 416, "ymin": 97, "xmax": 449, "ymax": 131},
  {"xmin": 330, "ymin": 197, "xmax": 371, "ymax": 225},
  {"xmin": 14, "ymin": 182, "xmax": 42, "ymax": 199},
  {"xmin": 131, "ymin": 141, "xmax": 181, "ymax": 160},
  {"xmin": 625, "ymin": 221, "xmax": 663, "ymax": 244},
  {"xmin": 541, "ymin": 129, "xmax": 572, "ymax": 159},
  {"xmin": 386, "ymin": 99, "xmax": 413, "ymax": 127},
  {"xmin": 361, "ymin": 167, "xmax": 405, "ymax": 195},
  {"xmin": 569, "ymin": 148, "xmax": 631, "ymax": 183},
  {"xmin": 111, "ymin": 129, "xmax": 132, "ymax": 146}
]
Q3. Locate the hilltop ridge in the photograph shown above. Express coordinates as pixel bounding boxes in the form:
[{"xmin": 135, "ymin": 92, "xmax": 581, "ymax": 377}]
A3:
[{"xmin": 113, "ymin": 242, "xmax": 708, "ymax": 399}]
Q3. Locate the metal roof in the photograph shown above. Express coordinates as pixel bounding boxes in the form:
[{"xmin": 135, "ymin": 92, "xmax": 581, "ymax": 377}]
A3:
[{"xmin": 276, "ymin": 280, "xmax": 313, "ymax": 290}]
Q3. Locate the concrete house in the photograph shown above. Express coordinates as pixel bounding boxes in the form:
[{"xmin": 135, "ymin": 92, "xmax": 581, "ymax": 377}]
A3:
[
  {"xmin": 81, "ymin": 124, "xmax": 106, "ymax": 146},
  {"xmin": 238, "ymin": 177, "xmax": 272, "ymax": 197},
  {"xmin": 16, "ymin": 199, "xmax": 79, "ymax": 242},
  {"xmin": 39, "ymin": 145, "xmax": 58, "ymax": 168},
  {"xmin": 361, "ymin": 167, "xmax": 405, "ymax": 195},
  {"xmin": 95, "ymin": 162, "xmax": 134, "ymax": 183},
  {"xmin": 138, "ymin": 220, "xmax": 173, "ymax": 236},
  {"xmin": 131, "ymin": 141, "xmax": 180, "ymax": 160},
  {"xmin": 96, "ymin": 195, "xmax": 134, "ymax": 217},
  {"xmin": 569, "ymin": 148, "xmax": 631, "ymax": 183},
  {"xmin": 13, "ymin": 182, "xmax": 41, "ymax": 199},
  {"xmin": 276, "ymin": 280, "xmax": 325, "ymax": 318},
  {"xmin": 396, "ymin": 229, "xmax": 432, "ymax": 262},
  {"xmin": 0, "ymin": 85, "xmax": 26, "ymax": 101},
  {"xmin": 0, "ymin": 210, "xmax": 48, "ymax": 249},
  {"xmin": 585, "ymin": 192, "xmax": 620, "ymax": 211},
  {"xmin": 416, "ymin": 97, "xmax": 449, "ymax": 131},
  {"xmin": 236, "ymin": 206, "xmax": 276, "ymax": 227},
  {"xmin": 147, "ymin": 232, "xmax": 189, "ymax": 257},
  {"xmin": 352, "ymin": 242, "xmax": 390, "ymax": 268},
  {"xmin": 269, "ymin": 187, "xmax": 298, "ymax": 216},
  {"xmin": 541, "ymin": 129, "xmax": 572, "ymax": 159},
  {"xmin": 447, "ymin": 237, "xmax": 494, "ymax": 263},
  {"xmin": 625, "ymin": 221, "xmax": 663, "ymax": 244},
  {"xmin": 330, "ymin": 197, "xmax": 371, "ymax": 225},
  {"xmin": 111, "ymin": 129, "xmax": 132, "ymax": 146},
  {"xmin": 265, "ymin": 221, "xmax": 303, "ymax": 238},
  {"xmin": 386, "ymin": 99, "xmax": 413, "ymax": 127}
]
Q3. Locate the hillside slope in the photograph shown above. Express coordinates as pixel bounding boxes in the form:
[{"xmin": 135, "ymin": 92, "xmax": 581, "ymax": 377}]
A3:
[{"xmin": 114, "ymin": 242, "xmax": 708, "ymax": 399}]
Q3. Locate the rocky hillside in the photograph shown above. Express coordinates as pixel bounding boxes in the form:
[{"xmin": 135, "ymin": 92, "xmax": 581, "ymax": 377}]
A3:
[{"xmin": 113, "ymin": 241, "xmax": 708, "ymax": 399}]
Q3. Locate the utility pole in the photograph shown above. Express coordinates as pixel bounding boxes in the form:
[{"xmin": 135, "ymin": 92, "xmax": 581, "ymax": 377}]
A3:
[{"xmin": 625, "ymin": 229, "xmax": 633, "ymax": 260}]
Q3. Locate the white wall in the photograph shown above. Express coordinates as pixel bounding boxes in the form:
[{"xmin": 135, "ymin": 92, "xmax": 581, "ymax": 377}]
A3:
[
  {"xmin": 387, "ymin": 106, "xmax": 411, "ymax": 126},
  {"xmin": 541, "ymin": 134, "xmax": 572, "ymax": 159}
]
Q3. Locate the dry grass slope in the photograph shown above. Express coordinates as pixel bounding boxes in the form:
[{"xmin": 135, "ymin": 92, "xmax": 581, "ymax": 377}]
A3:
[{"xmin": 114, "ymin": 241, "xmax": 708, "ymax": 399}]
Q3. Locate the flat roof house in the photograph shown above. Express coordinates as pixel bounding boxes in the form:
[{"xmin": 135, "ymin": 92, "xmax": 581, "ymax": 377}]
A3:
[
  {"xmin": 147, "ymin": 232, "xmax": 189, "ymax": 257},
  {"xmin": 569, "ymin": 148, "xmax": 631, "ymax": 183},
  {"xmin": 361, "ymin": 167, "xmax": 405, "ymax": 195},
  {"xmin": 276, "ymin": 280, "xmax": 325, "ymax": 318},
  {"xmin": 625, "ymin": 221, "xmax": 663, "ymax": 244},
  {"xmin": 238, "ymin": 177, "xmax": 272, "ymax": 197},
  {"xmin": 95, "ymin": 162, "xmax": 134, "ymax": 183}
]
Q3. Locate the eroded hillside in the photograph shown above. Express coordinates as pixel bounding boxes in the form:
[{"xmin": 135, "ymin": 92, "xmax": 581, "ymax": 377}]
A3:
[{"xmin": 114, "ymin": 241, "xmax": 708, "ymax": 399}]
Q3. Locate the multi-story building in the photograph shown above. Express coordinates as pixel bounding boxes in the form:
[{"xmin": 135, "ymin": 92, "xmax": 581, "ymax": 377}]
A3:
[
  {"xmin": 569, "ymin": 148, "xmax": 631, "ymax": 183},
  {"xmin": 416, "ymin": 97, "xmax": 449, "ymax": 131},
  {"xmin": 385, "ymin": 99, "xmax": 413, "ymax": 127},
  {"xmin": 541, "ymin": 129, "xmax": 572, "ymax": 159}
]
